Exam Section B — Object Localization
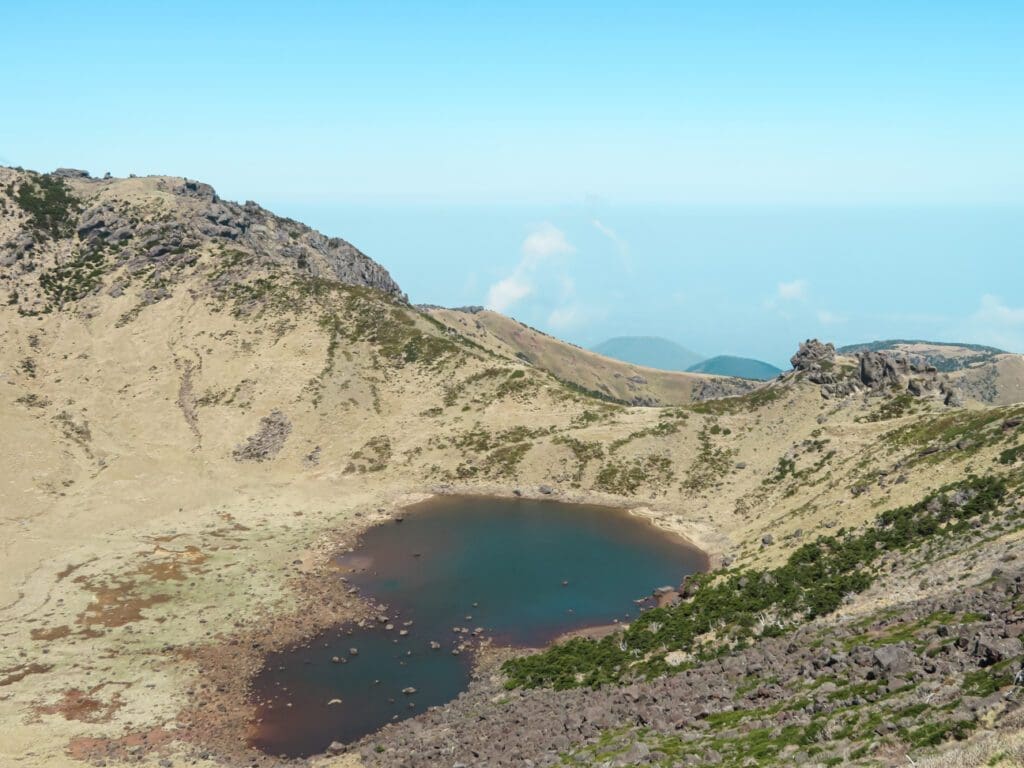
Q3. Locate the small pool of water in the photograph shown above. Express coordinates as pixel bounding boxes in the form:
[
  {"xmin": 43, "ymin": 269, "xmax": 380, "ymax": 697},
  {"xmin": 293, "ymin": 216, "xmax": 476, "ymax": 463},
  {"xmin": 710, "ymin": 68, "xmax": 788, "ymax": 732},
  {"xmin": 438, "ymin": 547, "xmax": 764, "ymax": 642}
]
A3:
[{"xmin": 249, "ymin": 496, "xmax": 705, "ymax": 757}]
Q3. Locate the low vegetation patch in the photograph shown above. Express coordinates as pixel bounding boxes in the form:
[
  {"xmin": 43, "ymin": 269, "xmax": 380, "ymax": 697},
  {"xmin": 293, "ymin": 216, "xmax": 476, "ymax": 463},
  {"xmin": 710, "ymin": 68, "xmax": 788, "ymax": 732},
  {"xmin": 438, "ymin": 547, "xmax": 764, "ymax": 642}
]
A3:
[
  {"xmin": 686, "ymin": 385, "xmax": 783, "ymax": 415},
  {"xmin": 11, "ymin": 174, "xmax": 81, "ymax": 238},
  {"xmin": 39, "ymin": 249, "xmax": 107, "ymax": 309},
  {"xmin": 595, "ymin": 455, "xmax": 674, "ymax": 496},
  {"xmin": 681, "ymin": 426, "xmax": 735, "ymax": 493},
  {"xmin": 858, "ymin": 392, "xmax": 918, "ymax": 422},
  {"xmin": 553, "ymin": 436, "xmax": 605, "ymax": 483}
]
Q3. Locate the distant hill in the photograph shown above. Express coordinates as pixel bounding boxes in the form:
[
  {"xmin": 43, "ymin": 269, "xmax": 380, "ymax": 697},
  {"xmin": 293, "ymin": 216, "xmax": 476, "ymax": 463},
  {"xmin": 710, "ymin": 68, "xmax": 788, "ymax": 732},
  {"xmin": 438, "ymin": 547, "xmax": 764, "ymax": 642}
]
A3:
[
  {"xmin": 687, "ymin": 355, "xmax": 782, "ymax": 381},
  {"xmin": 837, "ymin": 339, "xmax": 1006, "ymax": 372},
  {"xmin": 590, "ymin": 336, "xmax": 703, "ymax": 372}
]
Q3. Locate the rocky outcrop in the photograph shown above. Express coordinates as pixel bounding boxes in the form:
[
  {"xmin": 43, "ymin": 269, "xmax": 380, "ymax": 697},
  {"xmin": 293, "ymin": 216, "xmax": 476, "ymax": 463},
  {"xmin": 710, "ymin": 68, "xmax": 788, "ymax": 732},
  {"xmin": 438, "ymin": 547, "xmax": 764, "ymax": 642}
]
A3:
[
  {"xmin": 789, "ymin": 339, "xmax": 964, "ymax": 407},
  {"xmin": 51, "ymin": 167, "xmax": 91, "ymax": 179},
  {"xmin": 692, "ymin": 376, "xmax": 758, "ymax": 402},
  {"xmin": 859, "ymin": 350, "xmax": 937, "ymax": 390},
  {"xmin": 232, "ymin": 410, "xmax": 292, "ymax": 462},
  {"xmin": 790, "ymin": 339, "xmax": 837, "ymax": 371}
]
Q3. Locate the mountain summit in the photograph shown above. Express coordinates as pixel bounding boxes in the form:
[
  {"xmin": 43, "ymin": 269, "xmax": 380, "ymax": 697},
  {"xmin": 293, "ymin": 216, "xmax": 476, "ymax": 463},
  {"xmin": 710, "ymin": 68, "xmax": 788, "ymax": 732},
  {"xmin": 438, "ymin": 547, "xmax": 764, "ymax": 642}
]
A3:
[{"xmin": 1, "ymin": 167, "xmax": 403, "ymax": 316}]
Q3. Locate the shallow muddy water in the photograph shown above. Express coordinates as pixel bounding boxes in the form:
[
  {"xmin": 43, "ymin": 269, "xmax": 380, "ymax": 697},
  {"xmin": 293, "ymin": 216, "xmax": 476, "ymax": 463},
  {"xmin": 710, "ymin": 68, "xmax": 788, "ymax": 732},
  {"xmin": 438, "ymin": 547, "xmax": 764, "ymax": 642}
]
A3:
[{"xmin": 250, "ymin": 496, "xmax": 705, "ymax": 757}]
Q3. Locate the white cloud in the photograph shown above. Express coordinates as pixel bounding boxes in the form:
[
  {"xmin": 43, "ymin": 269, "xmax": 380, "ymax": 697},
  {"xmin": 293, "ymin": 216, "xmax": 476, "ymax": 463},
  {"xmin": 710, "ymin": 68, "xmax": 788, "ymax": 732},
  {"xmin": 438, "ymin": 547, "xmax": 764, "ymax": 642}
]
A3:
[
  {"xmin": 548, "ymin": 305, "xmax": 584, "ymax": 329},
  {"xmin": 777, "ymin": 279, "xmax": 808, "ymax": 301},
  {"xmin": 963, "ymin": 294, "xmax": 1024, "ymax": 351},
  {"xmin": 817, "ymin": 309, "xmax": 847, "ymax": 325},
  {"xmin": 486, "ymin": 275, "xmax": 532, "ymax": 313},
  {"xmin": 763, "ymin": 278, "xmax": 809, "ymax": 313},
  {"xmin": 974, "ymin": 294, "xmax": 1024, "ymax": 326},
  {"xmin": 521, "ymin": 223, "xmax": 575, "ymax": 264},
  {"xmin": 484, "ymin": 223, "xmax": 574, "ymax": 314},
  {"xmin": 591, "ymin": 218, "xmax": 632, "ymax": 271}
]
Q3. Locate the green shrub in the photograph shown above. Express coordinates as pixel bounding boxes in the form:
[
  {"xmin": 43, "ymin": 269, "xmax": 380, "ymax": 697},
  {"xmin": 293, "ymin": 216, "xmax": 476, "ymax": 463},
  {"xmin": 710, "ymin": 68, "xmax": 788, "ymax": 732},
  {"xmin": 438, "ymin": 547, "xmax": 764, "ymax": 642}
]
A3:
[
  {"xmin": 14, "ymin": 174, "xmax": 81, "ymax": 238},
  {"xmin": 998, "ymin": 444, "xmax": 1024, "ymax": 465}
]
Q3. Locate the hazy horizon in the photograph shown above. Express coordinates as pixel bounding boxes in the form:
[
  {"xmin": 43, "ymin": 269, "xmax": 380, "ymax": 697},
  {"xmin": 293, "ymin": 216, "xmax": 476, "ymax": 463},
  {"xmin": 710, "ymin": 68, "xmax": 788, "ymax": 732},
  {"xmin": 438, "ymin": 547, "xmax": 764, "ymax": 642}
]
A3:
[{"xmin": 4, "ymin": 1, "xmax": 1023, "ymax": 364}]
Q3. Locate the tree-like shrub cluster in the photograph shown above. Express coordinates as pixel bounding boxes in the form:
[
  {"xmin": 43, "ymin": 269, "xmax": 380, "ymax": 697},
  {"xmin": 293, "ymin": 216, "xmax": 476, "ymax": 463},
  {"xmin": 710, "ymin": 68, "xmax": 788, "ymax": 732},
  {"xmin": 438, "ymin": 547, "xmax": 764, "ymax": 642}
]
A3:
[{"xmin": 12, "ymin": 174, "xmax": 81, "ymax": 239}]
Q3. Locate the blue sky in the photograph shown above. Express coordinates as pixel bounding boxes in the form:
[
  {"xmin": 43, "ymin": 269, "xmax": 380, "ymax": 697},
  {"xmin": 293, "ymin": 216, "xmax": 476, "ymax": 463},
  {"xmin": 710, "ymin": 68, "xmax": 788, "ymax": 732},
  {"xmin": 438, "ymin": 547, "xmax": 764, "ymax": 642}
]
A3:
[{"xmin": 3, "ymin": 2, "xmax": 1023, "ymax": 363}]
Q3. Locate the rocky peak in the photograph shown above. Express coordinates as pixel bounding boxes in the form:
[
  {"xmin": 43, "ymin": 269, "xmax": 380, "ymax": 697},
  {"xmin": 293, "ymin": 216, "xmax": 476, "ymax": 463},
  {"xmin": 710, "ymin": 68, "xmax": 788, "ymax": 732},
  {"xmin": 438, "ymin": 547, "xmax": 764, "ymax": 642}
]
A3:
[
  {"xmin": 0, "ymin": 166, "xmax": 404, "ymax": 314},
  {"xmin": 790, "ymin": 339, "xmax": 836, "ymax": 371}
]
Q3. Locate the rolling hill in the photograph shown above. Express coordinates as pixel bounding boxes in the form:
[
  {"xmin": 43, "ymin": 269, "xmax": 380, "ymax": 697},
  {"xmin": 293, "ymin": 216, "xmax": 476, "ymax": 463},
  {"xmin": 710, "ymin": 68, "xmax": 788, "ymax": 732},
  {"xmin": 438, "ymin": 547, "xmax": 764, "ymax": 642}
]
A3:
[
  {"xmin": 590, "ymin": 336, "xmax": 704, "ymax": 371},
  {"xmin": 686, "ymin": 355, "xmax": 782, "ymax": 380}
]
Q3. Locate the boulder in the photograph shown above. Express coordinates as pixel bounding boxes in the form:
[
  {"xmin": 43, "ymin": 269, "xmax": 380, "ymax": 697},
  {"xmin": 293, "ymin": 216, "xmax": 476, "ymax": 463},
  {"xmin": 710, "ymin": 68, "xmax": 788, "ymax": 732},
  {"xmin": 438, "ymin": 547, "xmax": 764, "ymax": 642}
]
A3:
[
  {"xmin": 791, "ymin": 339, "xmax": 836, "ymax": 371},
  {"xmin": 872, "ymin": 645, "xmax": 916, "ymax": 677},
  {"xmin": 972, "ymin": 634, "xmax": 1021, "ymax": 666}
]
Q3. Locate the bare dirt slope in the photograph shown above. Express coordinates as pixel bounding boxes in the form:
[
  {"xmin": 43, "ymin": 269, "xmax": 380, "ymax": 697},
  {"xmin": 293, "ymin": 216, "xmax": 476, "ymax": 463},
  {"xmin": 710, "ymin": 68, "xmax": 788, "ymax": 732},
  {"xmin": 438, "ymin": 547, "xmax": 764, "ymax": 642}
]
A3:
[{"xmin": 1, "ymin": 168, "xmax": 1022, "ymax": 768}]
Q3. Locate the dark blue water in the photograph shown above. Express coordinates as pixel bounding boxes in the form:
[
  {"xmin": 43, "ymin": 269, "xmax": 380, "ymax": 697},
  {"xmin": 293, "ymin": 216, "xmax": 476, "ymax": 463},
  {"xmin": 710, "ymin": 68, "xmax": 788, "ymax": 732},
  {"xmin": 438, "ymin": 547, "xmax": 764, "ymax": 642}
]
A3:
[{"xmin": 250, "ymin": 496, "xmax": 705, "ymax": 757}]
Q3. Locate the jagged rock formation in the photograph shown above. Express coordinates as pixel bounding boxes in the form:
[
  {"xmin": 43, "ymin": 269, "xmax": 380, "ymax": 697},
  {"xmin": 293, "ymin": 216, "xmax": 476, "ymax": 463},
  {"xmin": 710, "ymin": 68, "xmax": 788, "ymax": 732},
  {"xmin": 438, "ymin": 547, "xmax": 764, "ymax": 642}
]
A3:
[{"xmin": 790, "ymin": 338, "xmax": 963, "ymax": 405}]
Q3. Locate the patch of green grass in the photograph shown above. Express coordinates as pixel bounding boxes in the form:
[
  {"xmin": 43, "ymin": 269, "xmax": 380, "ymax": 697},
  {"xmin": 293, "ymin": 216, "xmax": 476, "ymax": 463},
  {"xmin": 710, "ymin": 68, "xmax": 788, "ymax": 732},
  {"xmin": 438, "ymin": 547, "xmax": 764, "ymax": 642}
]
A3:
[
  {"xmin": 998, "ymin": 444, "xmax": 1024, "ymax": 465},
  {"xmin": 555, "ymin": 376, "xmax": 630, "ymax": 405},
  {"xmin": 348, "ymin": 436, "xmax": 392, "ymax": 472},
  {"xmin": 608, "ymin": 420, "xmax": 681, "ymax": 453},
  {"xmin": 962, "ymin": 665, "xmax": 1017, "ymax": 697},
  {"xmin": 900, "ymin": 718, "xmax": 976, "ymax": 748}
]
